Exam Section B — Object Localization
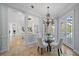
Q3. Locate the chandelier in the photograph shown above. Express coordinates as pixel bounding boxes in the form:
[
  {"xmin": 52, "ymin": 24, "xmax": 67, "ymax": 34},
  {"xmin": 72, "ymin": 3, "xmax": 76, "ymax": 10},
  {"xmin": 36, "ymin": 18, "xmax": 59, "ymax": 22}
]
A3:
[{"xmin": 43, "ymin": 6, "xmax": 54, "ymax": 26}]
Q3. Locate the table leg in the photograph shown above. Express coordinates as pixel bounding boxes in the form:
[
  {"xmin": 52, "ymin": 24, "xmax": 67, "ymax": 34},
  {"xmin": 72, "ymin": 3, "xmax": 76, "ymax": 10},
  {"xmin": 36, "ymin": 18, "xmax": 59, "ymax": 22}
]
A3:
[
  {"xmin": 49, "ymin": 46, "xmax": 51, "ymax": 52},
  {"xmin": 48, "ymin": 43, "xmax": 51, "ymax": 52}
]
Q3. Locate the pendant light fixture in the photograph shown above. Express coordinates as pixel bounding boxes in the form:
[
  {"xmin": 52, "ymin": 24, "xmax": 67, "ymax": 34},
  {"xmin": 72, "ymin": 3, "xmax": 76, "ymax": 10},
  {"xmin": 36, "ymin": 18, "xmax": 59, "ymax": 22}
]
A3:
[{"xmin": 43, "ymin": 6, "xmax": 54, "ymax": 27}]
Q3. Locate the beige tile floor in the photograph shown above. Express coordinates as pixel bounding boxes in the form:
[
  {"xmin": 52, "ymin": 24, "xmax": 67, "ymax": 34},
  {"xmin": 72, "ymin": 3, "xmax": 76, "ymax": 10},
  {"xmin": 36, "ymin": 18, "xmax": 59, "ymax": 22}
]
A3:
[{"xmin": 0, "ymin": 36, "xmax": 77, "ymax": 56}]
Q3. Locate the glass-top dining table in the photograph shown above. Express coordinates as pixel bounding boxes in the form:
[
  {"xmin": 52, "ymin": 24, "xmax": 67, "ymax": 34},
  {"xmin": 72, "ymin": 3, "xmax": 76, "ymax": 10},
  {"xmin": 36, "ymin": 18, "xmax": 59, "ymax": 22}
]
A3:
[{"xmin": 44, "ymin": 38, "xmax": 54, "ymax": 52}]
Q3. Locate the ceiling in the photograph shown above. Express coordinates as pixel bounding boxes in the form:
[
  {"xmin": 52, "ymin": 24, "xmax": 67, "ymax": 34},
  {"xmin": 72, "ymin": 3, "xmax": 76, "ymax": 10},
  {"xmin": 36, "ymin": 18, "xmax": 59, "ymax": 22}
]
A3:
[
  {"xmin": 5, "ymin": 3, "xmax": 76, "ymax": 19},
  {"xmin": 8, "ymin": 7, "xmax": 25, "ymax": 25}
]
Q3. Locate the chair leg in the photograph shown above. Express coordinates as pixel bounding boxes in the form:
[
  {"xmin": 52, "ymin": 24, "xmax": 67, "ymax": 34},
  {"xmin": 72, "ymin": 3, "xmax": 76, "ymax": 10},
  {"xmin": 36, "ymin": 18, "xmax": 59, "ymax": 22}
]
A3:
[
  {"xmin": 37, "ymin": 46, "xmax": 39, "ymax": 51},
  {"xmin": 41, "ymin": 48, "xmax": 43, "ymax": 55},
  {"xmin": 60, "ymin": 48, "xmax": 62, "ymax": 54},
  {"xmin": 58, "ymin": 49, "xmax": 60, "ymax": 56},
  {"xmin": 47, "ymin": 46, "xmax": 48, "ymax": 52}
]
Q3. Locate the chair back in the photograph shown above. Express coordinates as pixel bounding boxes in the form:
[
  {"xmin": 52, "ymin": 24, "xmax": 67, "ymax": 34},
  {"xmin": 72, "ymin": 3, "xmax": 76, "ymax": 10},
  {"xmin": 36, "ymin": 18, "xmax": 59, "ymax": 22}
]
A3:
[
  {"xmin": 37, "ymin": 38, "xmax": 43, "ymax": 47},
  {"xmin": 58, "ymin": 39, "xmax": 63, "ymax": 48}
]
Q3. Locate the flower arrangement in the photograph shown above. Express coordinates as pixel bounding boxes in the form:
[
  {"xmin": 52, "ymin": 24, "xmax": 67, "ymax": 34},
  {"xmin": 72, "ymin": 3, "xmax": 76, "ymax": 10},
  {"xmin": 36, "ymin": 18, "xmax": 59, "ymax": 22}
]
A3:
[
  {"xmin": 46, "ymin": 33, "xmax": 51, "ymax": 36},
  {"xmin": 46, "ymin": 32, "xmax": 52, "ymax": 40}
]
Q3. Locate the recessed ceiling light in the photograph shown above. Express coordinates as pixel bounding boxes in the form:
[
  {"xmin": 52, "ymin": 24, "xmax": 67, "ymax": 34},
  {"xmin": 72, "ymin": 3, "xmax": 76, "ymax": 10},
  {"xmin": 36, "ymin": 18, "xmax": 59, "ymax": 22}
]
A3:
[
  {"xmin": 31, "ymin": 5, "xmax": 34, "ymax": 8},
  {"xmin": 47, "ymin": 6, "xmax": 50, "ymax": 9},
  {"xmin": 28, "ymin": 18, "xmax": 31, "ymax": 20}
]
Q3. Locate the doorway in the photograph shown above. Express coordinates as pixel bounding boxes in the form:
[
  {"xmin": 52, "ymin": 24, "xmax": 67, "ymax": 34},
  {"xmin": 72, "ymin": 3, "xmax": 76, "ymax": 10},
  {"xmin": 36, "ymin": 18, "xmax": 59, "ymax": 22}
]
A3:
[{"xmin": 8, "ymin": 7, "xmax": 25, "ymax": 50}]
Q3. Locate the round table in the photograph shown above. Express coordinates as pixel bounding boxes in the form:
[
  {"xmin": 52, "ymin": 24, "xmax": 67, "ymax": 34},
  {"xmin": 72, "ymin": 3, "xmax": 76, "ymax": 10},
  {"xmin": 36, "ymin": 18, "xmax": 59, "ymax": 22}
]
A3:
[{"xmin": 45, "ymin": 39, "xmax": 54, "ymax": 52}]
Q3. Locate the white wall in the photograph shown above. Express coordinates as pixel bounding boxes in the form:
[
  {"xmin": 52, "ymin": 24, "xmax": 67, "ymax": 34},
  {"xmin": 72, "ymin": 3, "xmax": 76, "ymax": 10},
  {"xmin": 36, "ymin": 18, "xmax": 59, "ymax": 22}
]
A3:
[
  {"xmin": 74, "ymin": 4, "xmax": 79, "ymax": 53},
  {"xmin": 0, "ymin": 5, "xmax": 2, "ymax": 51},
  {"xmin": 0, "ymin": 4, "xmax": 8, "ymax": 52}
]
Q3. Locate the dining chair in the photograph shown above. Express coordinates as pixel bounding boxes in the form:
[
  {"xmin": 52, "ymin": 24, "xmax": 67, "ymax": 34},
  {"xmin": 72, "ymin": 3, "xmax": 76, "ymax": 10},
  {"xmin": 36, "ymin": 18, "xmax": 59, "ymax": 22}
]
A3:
[
  {"xmin": 51, "ymin": 39, "xmax": 63, "ymax": 56},
  {"xmin": 37, "ymin": 38, "xmax": 48, "ymax": 55}
]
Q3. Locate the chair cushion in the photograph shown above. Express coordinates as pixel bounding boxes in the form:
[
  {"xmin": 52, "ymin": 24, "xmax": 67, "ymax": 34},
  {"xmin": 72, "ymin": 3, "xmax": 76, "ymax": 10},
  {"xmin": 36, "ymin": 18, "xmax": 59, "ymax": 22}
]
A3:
[
  {"xmin": 38, "ymin": 42, "xmax": 48, "ymax": 48},
  {"xmin": 50, "ymin": 42, "xmax": 58, "ymax": 46}
]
